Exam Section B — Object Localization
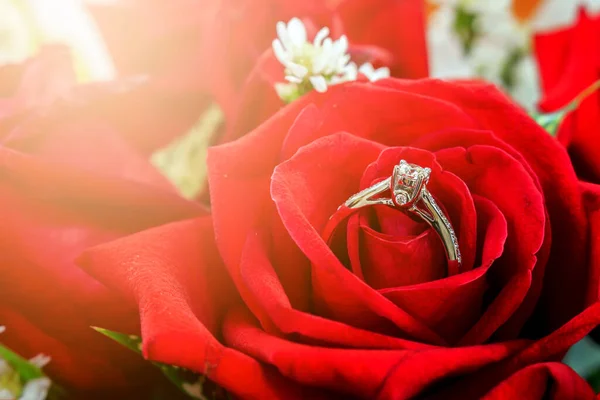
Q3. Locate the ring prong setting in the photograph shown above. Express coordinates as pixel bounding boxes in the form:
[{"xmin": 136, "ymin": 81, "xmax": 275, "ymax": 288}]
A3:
[{"xmin": 392, "ymin": 160, "xmax": 431, "ymax": 207}]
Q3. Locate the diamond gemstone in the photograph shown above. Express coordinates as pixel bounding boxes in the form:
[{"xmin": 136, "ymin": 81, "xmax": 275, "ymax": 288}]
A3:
[
  {"xmin": 397, "ymin": 162, "xmax": 421, "ymax": 187},
  {"xmin": 395, "ymin": 193, "xmax": 409, "ymax": 205},
  {"xmin": 393, "ymin": 160, "xmax": 431, "ymax": 207}
]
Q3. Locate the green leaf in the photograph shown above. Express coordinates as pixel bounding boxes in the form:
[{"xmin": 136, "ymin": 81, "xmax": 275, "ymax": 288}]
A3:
[
  {"xmin": 532, "ymin": 80, "xmax": 600, "ymax": 136},
  {"xmin": 92, "ymin": 327, "xmax": 142, "ymax": 354},
  {"xmin": 453, "ymin": 6, "xmax": 478, "ymax": 55},
  {"xmin": 0, "ymin": 342, "xmax": 67, "ymax": 399},
  {"xmin": 93, "ymin": 327, "xmax": 211, "ymax": 399},
  {"xmin": 500, "ymin": 47, "xmax": 525, "ymax": 89},
  {"xmin": 530, "ymin": 108, "xmax": 571, "ymax": 136},
  {"xmin": 0, "ymin": 343, "xmax": 44, "ymax": 382}
]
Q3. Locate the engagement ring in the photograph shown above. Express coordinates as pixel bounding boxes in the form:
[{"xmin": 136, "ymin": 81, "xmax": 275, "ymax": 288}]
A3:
[{"xmin": 322, "ymin": 160, "xmax": 462, "ymax": 270}]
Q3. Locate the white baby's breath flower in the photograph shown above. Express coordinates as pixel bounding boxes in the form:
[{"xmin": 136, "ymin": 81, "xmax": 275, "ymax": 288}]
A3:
[
  {"xmin": 19, "ymin": 378, "xmax": 50, "ymax": 400},
  {"xmin": 0, "ymin": 327, "xmax": 52, "ymax": 400},
  {"xmin": 27, "ymin": 355, "xmax": 50, "ymax": 369},
  {"xmin": 182, "ymin": 379, "xmax": 206, "ymax": 399},
  {"xmin": 272, "ymin": 18, "xmax": 390, "ymax": 102},
  {"xmin": 359, "ymin": 63, "xmax": 391, "ymax": 82}
]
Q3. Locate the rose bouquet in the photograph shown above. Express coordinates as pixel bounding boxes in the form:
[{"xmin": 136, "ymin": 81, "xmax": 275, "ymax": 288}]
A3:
[{"xmin": 2, "ymin": 0, "xmax": 600, "ymax": 399}]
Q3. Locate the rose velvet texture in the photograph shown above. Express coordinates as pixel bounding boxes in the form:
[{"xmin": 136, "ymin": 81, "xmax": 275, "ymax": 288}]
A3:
[
  {"xmin": 88, "ymin": 0, "xmax": 429, "ymax": 126},
  {"xmin": 0, "ymin": 49, "xmax": 206, "ymax": 395},
  {"xmin": 77, "ymin": 79, "xmax": 600, "ymax": 398},
  {"xmin": 535, "ymin": 8, "xmax": 600, "ymax": 182}
]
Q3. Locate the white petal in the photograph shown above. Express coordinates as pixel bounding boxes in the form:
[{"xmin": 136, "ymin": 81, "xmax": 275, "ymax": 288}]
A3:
[
  {"xmin": 313, "ymin": 27, "xmax": 330, "ymax": 47},
  {"xmin": 0, "ymin": 326, "xmax": 5, "ymax": 334},
  {"xmin": 272, "ymin": 39, "xmax": 290, "ymax": 65},
  {"xmin": 371, "ymin": 67, "xmax": 391, "ymax": 81},
  {"xmin": 287, "ymin": 62, "xmax": 308, "ymax": 79},
  {"xmin": 336, "ymin": 53, "xmax": 351, "ymax": 71},
  {"xmin": 182, "ymin": 380, "xmax": 205, "ymax": 399},
  {"xmin": 321, "ymin": 37, "xmax": 333, "ymax": 56},
  {"xmin": 336, "ymin": 35, "xmax": 349, "ymax": 54},
  {"xmin": 287, "ymin": 18, "xmax": 307, "ymax": 47},
  {"xmin": 312, "ymin": 51, "xmax": 328, "ymax": 74},
  {"xmin": 342, "ymin": 62, "xmax": 358, "ymax": 81},
  {"xmin": 20, "ymin": 377, "xmax": 51, "ymax": 400},
  {"xmin": 358, "ymin": 62, "xmax": 375, "ymax": 76},
  {"xmin": 275, "ymin": 82, "xmax": 297, "ymax": 100},
  {"xmin": 309, "ymin": 75, "xmax": 328, "ymax": 93},
  {"xmin": 28, "ymin": 354, "xmax": 51, "ymax": 368},
  {"xmin": 285, "ymin": 75, "xmax": 303, "ymax": 83},
  {"xmin": 276, "ymin": 21, "xmax": 290, "ymax": 48},
  {"xmin": 319, "ymin": 38, "xmax": 334, "ymax": 73}
]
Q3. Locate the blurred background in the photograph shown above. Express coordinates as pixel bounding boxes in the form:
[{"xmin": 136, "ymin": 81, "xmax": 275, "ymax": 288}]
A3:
[
  {"xmin": 3, "ymin": 0, "xmax": 599, "ymax": 106},
  {"xmin": 2, "ymin": 0, "xmax": 600, "ymax": 388}
]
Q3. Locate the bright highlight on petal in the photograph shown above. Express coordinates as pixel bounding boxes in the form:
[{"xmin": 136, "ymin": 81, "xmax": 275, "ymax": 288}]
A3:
[{"xmin": 272, "ymin": 18, "xmax": 390, "ymax": 102}]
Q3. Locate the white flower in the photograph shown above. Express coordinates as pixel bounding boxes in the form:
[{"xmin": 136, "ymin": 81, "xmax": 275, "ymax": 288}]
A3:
[
  {"xmin": 18, "ymin": 378, "xmax": 50, "ymax": 400},
  {"xmin": 27, "ymin": 355, "xmax": 50, "ymax": 369},
  {"xmin": 428, "ymin": 0, "xmax": 538, "ymax": 109},
  {"xmin": 272, "ymin": 18, "xmax": 390, "ymax": 101},
  {"xmin": 358, "ymin": 63, "xmax": 390, "ymax": 82},
  {"xmin": 0, "ymin": 327, "xmax": 51, "ymax": 400},
  {"xmin": 182, "ymin": 379, "xmax": 205, "ymax": 399}
]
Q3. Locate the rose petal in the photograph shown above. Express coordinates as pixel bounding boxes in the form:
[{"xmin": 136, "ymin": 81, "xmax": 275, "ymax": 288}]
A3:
[
  {"xmin": 435, "ymin": 145, "xmax": 545, "ymax": 343},
  {"xmin": 272, "ymin": 133, "xmax": 445, "ymax": 343},
  {"xmin": 208, "ymin": 101, "xmax": 316, "ymax": 269},
  {"xmin": 433, "ymin": 302, "xmax": 600, "ymax": 399},
  {"xmin": 276, "ymin": 83, "xmax": 478, "ymax": 161},
  {"xmin": 535, "ymin": 9, "xmax": 599, "ymax": 112},
  {"xmin": 337, "ymin": 0, "xmax": 429, "ymax": 78},
  {"xmin": 0, "ymin": 147, "xmax": 202, "ymax": 225},
  {"xmin": 359, "ymin": 147, "xmax": 478, "ymax": 273},
  {"xmin": 5, "ymin": 119, "xmax": 173, "ymax": 190},
  {"xmin": 79, "ymin": 218, "xmax": 314, "ymax": 398},
  {"xmin": 220, "ymin": 49, "xmax": 285, "ymax": 143},
  {"xmin": 375, "ymin": 79, "xmax": 587, "ymax": 333},
  {"xmin": 481, "ymin": 363, "xmax": 595, "ymax": 400},
  {"xmin": 224, "ymin": 305, "xmax": 527, "ymax": 399},
  {"xmin": 78, "ymin": 217, "xmax": 313, "ymax": 398},
  {"xmin": 381, "ymin": 195, "xmax": 507, "ymax": 344},
  {"xmin": 0, "ymin": 46, "xmax": 75, "ymax": 124},
  {"xmin": 238, "ymin": 226, "xmax": 432, "ymax": 351},
  {"xmin": 359, "ymin": 225, "xmax": 447, "ymax": 288},
  {"xmin": 0, "ymin": 307, "xmax": 151, "ymax": 392}
]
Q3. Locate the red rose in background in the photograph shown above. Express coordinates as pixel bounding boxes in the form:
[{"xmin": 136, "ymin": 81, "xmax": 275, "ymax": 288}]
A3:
[
  {"xmin": 88, "ymin": 0, "xmax": 429, "ymax": 124},
  {"xmin": 0, "ymin": 46, "xmax": 206, "ymax": 154},
  {"xmin": 0, "ymin": 49, "xmax": 207, "ymax": 396},
  {"xmin": 79, "ymin": 79, "xmax": 600, "ymax": 398},
  {"xmin": 223, "ymin": 0, "xmax": 430, "ymax": 143},
  {"xmin": 535, "ymin": 8, "xmax": 600, "ymax": 182}
]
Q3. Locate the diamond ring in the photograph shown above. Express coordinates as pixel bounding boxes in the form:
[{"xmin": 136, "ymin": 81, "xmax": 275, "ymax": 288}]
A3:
[{"xmin": 322, "ymin": 159, "xmax": 462, "ymax": 270}]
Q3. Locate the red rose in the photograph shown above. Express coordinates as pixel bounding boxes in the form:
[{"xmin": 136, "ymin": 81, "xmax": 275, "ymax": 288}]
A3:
[
  {"xmin": 534, "ymin": 8, "xmax": 600, "ymax": 182},
  {"xmin": 88, "ymin": 0, "xmax": 428, "ymax": 124},
  {"xmin": 1, "ymin": 46, "xmax": 205, "ymax": 154},
  {"xmin": 0, "ymin": 50, "xmax": 206, "ymax": 396},
  {"xmin": 79, "ymin": 79, "xmax": 600, "ymax": 398}
]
